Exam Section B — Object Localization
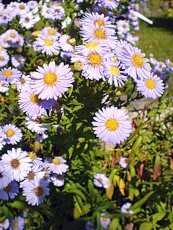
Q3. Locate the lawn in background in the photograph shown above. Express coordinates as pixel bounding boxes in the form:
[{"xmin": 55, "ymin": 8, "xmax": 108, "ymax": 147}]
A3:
[{"xmin": 137, "ymin": 18, "xmax": 173, "ymax": 61}]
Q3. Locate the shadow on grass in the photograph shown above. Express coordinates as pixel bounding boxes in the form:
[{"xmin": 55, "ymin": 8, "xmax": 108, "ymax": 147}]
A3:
[{"xmin": 151, "ymin": 17, "xmax": 173, "ymax": 33}]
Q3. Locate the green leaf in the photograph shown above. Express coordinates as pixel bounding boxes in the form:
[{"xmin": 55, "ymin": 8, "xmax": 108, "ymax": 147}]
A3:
[
  {"xmin": 8, "ymin": 200, "xmax": 26, "ymax": 210},
  {"xmin": 109, "ymin": 219, "xmax": 120, "ymax": 230},
  {"xmin": 152, "ymin": 212, "xmax": 166, "ymax": 225},
  {"xmin": 106, "ymin": 183, "xmax": 114, "ymax": 200},
  {"xmin": 139, "ymin": 222, "xmax": 153, "ymax": 230},
  {"xmin": 130, "ymin": 191, "xmax": 154, "ymax": 210}
]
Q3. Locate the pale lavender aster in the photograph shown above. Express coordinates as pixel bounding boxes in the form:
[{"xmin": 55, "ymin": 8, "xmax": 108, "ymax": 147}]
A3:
[
  {"xmin": 0, "ymin": 170, "xmax": 12, "ymax": 189},
  {"xmin": 22, "ymin": 178, "xmax": 50, "ymax": 206},
  {"xmin": 31, "ymin": 61, "xmax": 74, "ymax": 100},
  {"xmin": 92, "ymin": 106, "xmax": 132, "ymax": 145},
  {"xmin": 136, "ymin": 73, "xmax": 164, "ymax": 99},
  {"xmin": 99, "ymin": 0, "xmax": 119, "ymax": 9},
  {"xmin": 0, "ymin": 50, "xmax": 9, "ymax": 67},
  {"xmin": 0, "ymin": 81, "xmax": 9, "ymax": 93},
  {"xmin": 100, "ymin": 213, "xmax": 111, "ymax": 229},
  {"xmin": 0, "ymin": 67, "xmax": 21, "ymax": 82},
  {"xmin": 0, "ymin": 181, "xmax": 19, "ymax": 201},
  {"xmin": 2, "ymin": 124, "xmax": 22, "ymax": 145},
  {"xmin": 48, "ymin": 157, "xmax": 68, "ymax": 175},
  {"xmin": 121, "ymin": 202, "xmax": 134, "ymax": 214},
  {"xmin": 51, "ymin": 173, "xmax": 65, "ymax": 187},
  {"xmin": 119, "ymin": 44, "xmax": 151, "ymax": 80},
  {"xmin": 0, "ymin": 218, "xmax": 10, "ymax": 230},
  {"xmin": 10, "ymin": 216, "xmax": 25, "ymax": 230},
  {"xmin": 94, "ymin": 173, "xmax": 111, "ymax": 189},
  {"xmin": 0, "ymin": 148, "xmax": 32, "ymax": 182}
]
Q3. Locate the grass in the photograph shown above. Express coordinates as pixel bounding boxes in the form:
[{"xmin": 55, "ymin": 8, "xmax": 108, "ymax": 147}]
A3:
[{"xmin": 137, "ymin": 18, "xmax": 173, "ymax": 61}]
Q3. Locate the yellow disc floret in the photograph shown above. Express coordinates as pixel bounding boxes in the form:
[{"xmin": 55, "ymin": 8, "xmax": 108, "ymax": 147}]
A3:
[
  {"xmin": 131, "ymin": 54, "xmax": 144, "ymax": 68},
  {"xmin": 6, "ymin": 129, "xmax": 15, "ymax": 137},
  {"xmin": 43, "ymin": 73, "xmax": 58, "ymax": 86},
  {"xmin": 145, "ymin": 79, "xmax": 156, "ymax": 89},
  {"xmin": 30, "ymin": 94, "xmax": 41, "ymax": 104},
  {"xmin": 52, "ymin": 158, "xmax": 61, "ymax": 165},
  {"xmin": 87, "ymin": 52, "xmax": 102, "ymax": 66},
  {"xmin": 109, "ymin": 66, "xmax": 120, "ymax": 76},
  {"xmin": 86, "ymin": 42, "xmax": 99, "ymax": 50},
  {"xmin": 105, "ymin": 118, "xmax": 119, "ymax": 131},
  {"xmin": 2, "ymin": 69, "xmax": 13, "ymax": 78},
  {"xmin": 94, "ymin": 29, "xmax": 107, "ymax": 39},
  {"xmin": 48, "ymin": 29, "xmax": 55, "ymax": 36},
  {"xmin": 44, "ymin": 39, "xmax": 53, "ymax": 46},
  {"xmin": 94, "ymin": 19, "xmax": 105, "ymax": 27}
]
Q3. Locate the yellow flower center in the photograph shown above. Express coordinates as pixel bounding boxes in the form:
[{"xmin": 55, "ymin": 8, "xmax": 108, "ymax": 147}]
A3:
[
  {"xmin": 109, "ymin": 66, "xmax": 120, "ymax": 76},
  {"xmin": 43, "ymin": 73, "xmax": 58, "ymax": 86},
  {"xmin": 2, "ymin": 69, "xmax": 13, "ymax": 77},
  {"xmin": 6, "ymin": 129, "xmax": 15, "ymax": 137},
  {"xmin": 0, "ymin": 56, "xmax": 5, "ymax": 61},
  {"xmin": 30, "ymin": 94, "xmax": 41, "ymax": 104},
  {"xmin": 19, "ymin": 4, "xmax": 25, "ymax": 10},
  {"xmin": 101, "ymin": 216, "xmax": 107, "ymax": 222},
  {"xmin": 10, "ymin": 159, "xmax": 20, "ymax": 169},
  {"xmin": 28, "ymin": 152, "xmax": 35, "ymax": 161},
  {"xmin": 27, "ymin": 171, "xmax": 35, "ymax": 180},
  {"xmin": 145, "ymin": 79, "xmax": 156, "ymax": 89},
  {"xmin": 94, "ymin": 29, "xmax": 107, "ymax": 39},
  {"xmin": 94, "ymin": 19, "xmax": 105, "ymax": 27},
  {"xmin": 44, "ymin": 39, "xmax": 53, "ymax": 46},
  {"xmin": 52, "ymin": 158, "xmax": 61, "ymax": 165},
  {"xmin": 34, "ymin": 186, "xmax": 44, "ymax": 197},
  {"xmin": 131, "ymin": 55, "xmax": 144, "ymax": 68},
  {"xmin": 105, "ymin": 118, "xmax": 119, "ymax": 131},
  {"xmin": 87, "ymin": 53, "xmax": 102, "ymax": 66},
  {"xmin": 48, "ymin": 29, "xmax": 55, "ymax": 35},
  {"xmin": 20, "ymin": 78, "xmax": 26, "ymax": 84},
  {"xmin": 86, "ymin": 42, "xmax": 99, "ymax": 50},
  {"xmin": 10, "ymin": 33, "xmax": 16, "ymax": 38},
  {"xmin": 33, "ymin": 31, "xmax": 40, "ymax": 37}
]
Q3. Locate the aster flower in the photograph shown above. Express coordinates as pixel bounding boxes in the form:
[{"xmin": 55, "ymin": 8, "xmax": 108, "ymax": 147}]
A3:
[
  {"xmin": 27, "ymin": 152, "xmax": 43, "ymax": 166},
  {"xmin": 15, "ymin": 74, "xmax": 31, "ymax": 92},
  {"xmin": 0, "ymin": 81, "xmax": 9, "ymax": 93},
  {"xmin": 6, "ymin": 29, "xmax": 20, "ymax": 43},
  {"xmin": 0, "ymin": 67, "xmax": 21, "ymax": 82},
  {"xmin": 31, "ymin": 61, "xmax": 74, "ymax": 100},
  {"xmin": 10, "ymin": 216, "xmax": 25, "ymax": 230},
  {"xmin": 16, "ymin": 2, "xmax": 30, "ymax": 15},
  {"xmin": 0, "ymin": 50, "xmax": 9, "ymax": 67},
  {"xmin": 19, "ymin": 12, "xmax": 40, "ymax": 29},
  {"xmin": 0, "ymin": 127, "xmax": 6, "ymax": 150},
  {"xmin": 121, "ymin": 202, "xmax": 134, "ymax": 214},
  {"xmin": 100, "ymin": 213, "xmax": 111, "ymax": 229},
  {"xmin": 120, "ymin": 44, "xmax": 151, "ymax": 80},
  {"xmin": 2, "ymin": 124, "xmax": 22, "ymax": 145},
  {"xmin": 0, "ymin": 148, "xmax": 32, "ymax": 182},
  {"xmin": 51, "ymin": 174, "xmax": 65, "ymax": 187},
  {"xmin": 75, "ymin": 41, "xmax": 109, "ymax": 55},
  {"xmin": 0, "ymin": 181, "xmax": 19, "ymax": 201},
  {"xmin": 104, "ymin": 61, "xmax": 128, "ymax": 87},
  {"xmin": 22, "ymin": 178, "xmax": 50, "ymax": 206},
  {"xmin": 40, "ymin": 27, "xmax": 60, "ymax": 39},
  {"xmin": 136, "ymin": 74, "xmax": 164, "ymax": 99},
  {"xmin": 59, "ymin": 35, "xmax": 74, "ymax": 52},
  {"xmin": 11, "ymin": 54, "xmax": 25, "ymax": 68},
  {"xmin": 48, "ymin": 157, "xmax": 68, "ymax": 175},
  {"xmin": 99, "ymin": 0, "xmax": 119, "ymax": 9},
  {"xmin": 33, "ymin": 36, "xmax": 59, "ymax": 56},
  {"xmin": 28, "ymin": 1, "xmax": 38, "ymax": 9},
  {"xmin": 119, "ymin": 157, "xmax": 128, "ymax": 168},
  {"xmin": 0, "ymin": 170, "xmax": 12, "ymax": 189},
  {"xmin": 93, "ymin": 173, "xmax": 111, "ymax": 189},
  {"xmin": 18, "ymin": 86, "xmax": 49, "ymax": 117},
  {"xmin": 116, "ymin": 20, "xmax": 130, "ymax": 36},
  {"xmin": 20, "ymin": 165, "xmax": 45, "ymax": 188},
  {"xmin": 0, "ymin": 218, "xmax": 10, "ymax": 230},
  {"xmin": 25, "ymin": 116, "xmax": 48, "ymax": 134},
  {"xmin": 92, "ymin": 106, "xmax": 132, "ymax": 145}
]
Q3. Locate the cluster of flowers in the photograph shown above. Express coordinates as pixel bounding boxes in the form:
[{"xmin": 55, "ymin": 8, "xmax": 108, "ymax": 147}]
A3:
[{"xmin": 0, "ymin": 147, "xmax": 68, "ymax": 204}]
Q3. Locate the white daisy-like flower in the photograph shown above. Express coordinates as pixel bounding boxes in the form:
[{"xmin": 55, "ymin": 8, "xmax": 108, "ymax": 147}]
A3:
[
  {"xmin": 51, "ymin": 173, "xmax": 65, "ymax": 187},
  {"xmin": 10, "ymin": 216, "xmax": 25, "ymax": 230},
  {"xmin": 11, "ymin": 54, "xmax": 25, "ymax": 68},
  {"xmin": 59, "ymin": 35, "xmax": 74, "ymax": 52},
  {"xmin": 0, "ymin": 181, "xmax": 19, "ymax": 201},
  {"xmin": 0, "ymin": 67, "xmax": 21, "ymax": 82},
  {"xmin": 120, "ymin": 44, "xmax": 151, "ymax": 80},
  {"xmin": 15, "ymin": 74, "xmax": 31, "ymax": 92},
  {"xmin": 121, "ymin": 202, "xmax": 134, "ymax": 214},
  {"xmin": 6, "ymin": 29, "xmax": 19, "ymax": 43},
  {"xmin": 119, "ymin": 156, "xmax": 128, "ymax": 168},
  {"xmin": 0, "ymin": 218, "xmax": 10, "ymax": 230},
  {"xmin": 2, "ymin": 124, "xmax": 22, "ymax": 145},
  {"xmin": 75, "ymin": 41, "xmax": 109, "ymax": 55},
  {"xmin": 99, "ymin": 0, "xmax": 119, "ymax": 9},
  {"xmin": 0, "ymin": 170, "xmax": 12, "ymax": 189},
  {"xmin": 116, "ymin": 20, "xmax": 130, "ymax": 36},
  {"xmin": 48, "ymin": 157, "xmax": 69, "ymax": 175},
  {"xmin": 40, "ymin": 27, "xmax": 60, "ymax": 39},
  {"xmin": 100, "ymin": 213, "xmax": 111, "ymax": 229},
  {"xmin": 20, "ymin": 165, "xmax": 45, "ymax": 188},
  {"xmin": 104, "ymin": 61, "xmax": 128, "ymax": 87},
  {"xmin": 19, "ymin": 12, "xmax": 40, "ymax": 29},
  {"xmin": 136, "ymin": 74, "xmax": 164, "ymax": 99},
  {"xmin": 0, "ymin": 148, "xmax": 32, "ymax": 182},
  {"xmin": 0, "ymin": 50, "xmax": 9, "ymax": 67},
  {"xmin": 25, "ymin": 116, "xmax": 48, "ymax": 134},
  {"xmin": 27, "ymin": 152, "xmax": 43, "ymax": 166},
  {"xmin": 16, "ymin": 2, "xmax": 30, "ymax": 15},
  {"xmin": 92, "ymin": 106, "xmax": 132, "ymax": 145},
  {"xmin": 31, "ymin": 61, "xmax": 74, "ymax": 100},
  {"xmin": 0, "ymin": 81, "xmax": 9, "ymax": 93},
  {"xmin": 33, "ymin": 36, "xmax": 59, "ymax": 56},
  {"xmin": 0, "ymin": 127, "xmax": 6, "ymax": 150},
  {"xmin": 94, "ymin": 173, "xmax": 111, "ymax": 189},
  {"xmin": 22, "ymin": 178, "xmax": 50, "ymax": 206},
  {"xmin": 27, "ymin": 1, "xmax": 38, "ymax": 9}
]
